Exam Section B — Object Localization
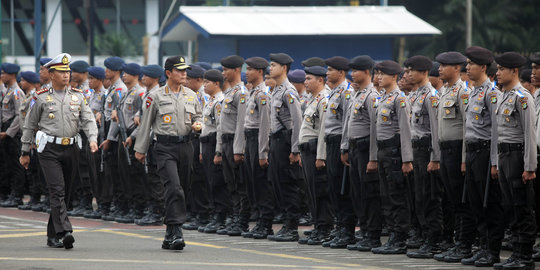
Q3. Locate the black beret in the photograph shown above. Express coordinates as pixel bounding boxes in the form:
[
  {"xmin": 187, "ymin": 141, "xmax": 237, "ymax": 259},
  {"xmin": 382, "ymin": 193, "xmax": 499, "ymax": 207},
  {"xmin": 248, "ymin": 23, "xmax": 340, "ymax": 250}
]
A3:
[
  {"xmin": 405, "ymin": 55, "xmax": 433, "ymax": 71},
  {"xmin": 1, "ymin": 63, "xmax": 20, "ymax": 74},
  {"xmin": 220, "ymin": 55, "xmax": 244, "ymax": 69},
  {"xmin": 520, "ymin": 69, "xmax": 532, "ymax": 83},
  {"xmin": 529, "ymin": 52, "xmax": 540, "ymax": 65},
  {"xmin": 325, "ymin": 56, "xmax": 350, "ymax": 71},
  {"xmin": 348, "ymin": 55, "xmax": 374, "ymax": 70},
  {"xmin": 429, "ymin": 62, "xmax": 440, "ymax": 77},
  {"xmin": 40, "ymin": 58, "xmax": 52, "ymax": 66},
  {"xmin": 465, "ymin": 46, "xmax": 493, "ymax": 65},
  {"xmin": 141, "ymin": 65, "xmax": 164, "ymax": 79},
  {"xmin": 495, "ymin": 52, "xmax": 527, "ymax": 68},
  {"xmin": 375, "ymin": 60, "xmax": 402, "ymax": 75},
  {"xmin": 288, "ymin": 69, "xmax": 306, "ymax": 83},
  {"xmin": 487, "ymin": 62, "xmax": 497, "ymax": 76},
  {"xmin": 164, "ymin": 56, "xmax": 190, "ymax": 71},
  {"xmin": 304, "ymin": 66, "xmax": 327, "ymax": 77},
  {"xmin": 204, "ymin": 69, "xmax": 223, "ymax": 83},
  {"xmin": 70, "ymin": 60, "xmax": 89, "ymax": 73},
  {"xmin": 104, "ymin": 56, "xmax": 125, "ymax": 71},
  {"xmin": 245, "ymin": 57, "xmax": 269, "ymax": 69},
  {"xmin": 193, "ymin": 61, "xmax": 212, "ymax": 70},
  {"xmin": 269, "ymin": 53, "xmax": 293, "ymax": 65},
  {"xmin": 123, "ymin": 63, "xmax": 141, "ymax": 76},
  {"xmin": 186, "ymin": 64, "xmax": 206, "ymax": 78},
  {"xmin": 435, "ymin": 51, "xmax": 467, "ymax": 65},
  {"xmin": 20, "ymin": 71, "xmax": 40, "ymax": 84},
  {"xmin": 301, "ymin": 57, "xmax": 325, "ymax": 67},
  {"xmin": 88, "ymin": 66, "xmax": 106, "ymax": 79}
]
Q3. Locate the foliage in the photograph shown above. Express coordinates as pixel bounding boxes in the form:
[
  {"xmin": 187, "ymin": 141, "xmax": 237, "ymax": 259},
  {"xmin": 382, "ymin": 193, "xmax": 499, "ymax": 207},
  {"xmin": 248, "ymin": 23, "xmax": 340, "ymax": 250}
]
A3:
[{"xmin": 94, "ymin": 33, "xmax": 139, "ymax": 57}]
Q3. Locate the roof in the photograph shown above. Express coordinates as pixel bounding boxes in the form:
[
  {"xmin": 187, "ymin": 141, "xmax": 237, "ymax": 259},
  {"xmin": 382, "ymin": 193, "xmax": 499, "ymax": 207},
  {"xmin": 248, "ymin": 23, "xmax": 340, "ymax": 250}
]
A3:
[{"xmin": 161, "ymin": 6, "xmax": 441, "ymax": 41}]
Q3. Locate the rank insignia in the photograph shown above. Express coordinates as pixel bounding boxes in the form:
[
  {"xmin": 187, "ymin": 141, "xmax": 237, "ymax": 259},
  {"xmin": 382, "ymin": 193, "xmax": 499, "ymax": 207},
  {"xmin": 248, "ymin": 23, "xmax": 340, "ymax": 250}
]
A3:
[
  {"xmin": 461, "ymin": 94, "xmax": 469, "ymax": 105},
  {"xmin": 399, "ymin": 99, "xmax": 406, "ymax": 108},
  {"xmin": 503, "ymin": 108, "xmax": 510, "ymax": 114},
  {"xmin": 345, "ymin": 93, "xmax": 351, "ymax": 100},
  {"xmin": 475, "ymin": 115, "xmax": 479, "ymax": 120},
  {"xmin": 521, "ymin": 100, "xmax": 528, "ymax": 110},
  {"xmin": 382, "ymin": 116, "xmax": 388, "ymax": 122},
  {"xmin": 445, "ymin": 109, "xmax": 451, "ymax": 115},
  {"xmin": 431, "ymin": 97, "xmax": 439, "ymax": 108}
]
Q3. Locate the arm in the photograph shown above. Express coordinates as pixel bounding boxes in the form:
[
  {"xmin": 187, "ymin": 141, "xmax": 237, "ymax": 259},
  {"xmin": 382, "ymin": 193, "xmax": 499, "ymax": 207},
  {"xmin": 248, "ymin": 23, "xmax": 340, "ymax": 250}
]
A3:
[
  {"xmin": 258, "ymin": 93, "xmax": 270, "ymax": 160},
  {"xmin": 288, "ymin": 92, "xmax": 303, "ymax": 153},
  {"xmin": 316, "ymin": 100, "xmax": 328, "ymax": 160},
  {"xmin": 460, "ymin": 87, "xmax": 468, "ymax": 163},
  {"xmin": 488, "ymin": 90, "xmax": 499, "ymax": 166},
  {"xmin": 397, "ymin": 96, "xmax": 413, "ymax": 162},
  {"xmin": 367, "ymin": 94, "xmax": 378, "ymax": 161},
  {"xmin": 233, "ymin": 92, "xmax": 247, "ymax": 154},
  {"xmin": 21, "ymin": 97, "xmax": 42, "ymax": 152},
  {"xmin": 80, "ymin": 95, "xmax": 98, "ymax": 143},
  {"xmin": 427, "ymin": 94, "xmax": 441, "ymax": 161},
  {"xmin": 521, "ymin": 96, "xmax": 537, "ymax": 172},
  {"xmin": 6, "ymin": 94, "xmax": 22, "ymax": 138},
  {"xmin": 133, "ymin": 94, "xmax": 157, "ymax": 154}
]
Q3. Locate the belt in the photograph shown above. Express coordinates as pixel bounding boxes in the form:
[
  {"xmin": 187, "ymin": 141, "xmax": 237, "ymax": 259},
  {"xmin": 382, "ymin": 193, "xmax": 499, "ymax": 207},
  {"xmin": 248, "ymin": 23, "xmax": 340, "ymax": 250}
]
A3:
[
  {"xmin": 324, "ymin": 134, "xmax": 342, "ymax": 144},
  {"xmin": 222, "ymin": 133, "xmax": 235, "ymax": 143},
  {"xmin": 498, "ymin": 143, "xmax": 524, "ymax": 153},
  {"xmin": 299, "ymin": 139, "xmax": 318, "ymax": 152},
  {"xmin": 46, "ymin": 135, "xmax": 76, "ymax": 146},
  {"xmin": 466, "ymin": 140, "xmax": 491, "ymax": 152},
  {"xmin": 439, "ymin": 140, "xmax": 462, "ymax": 150},
  {"xmin": 155, "ymin": 134, "xmax": 191, "ymax": 143},
  {"xmin": 270, "ymin": 129, "xmax": 291, "ymax": 139},
  {"xmin": 190, "ymin": 133, "xmax": 200, "ymax": 139},
  {"xmin": 349, "ymin": 136, "xmax": 370, "ymax": 147},
  {"xmin": 412, "ymin": 136, "xmax": 431, "ymax": 148},
  {"xmin": 377, "ymin": 135, "xmax": 400, "ymax": 149},
  {"xmin": 245, "ymin": 128, "xmax": 258, "ymax": 138},
  {"xmin": 200, "ymin": 133, "xmax": 216, "ymax": 143}
]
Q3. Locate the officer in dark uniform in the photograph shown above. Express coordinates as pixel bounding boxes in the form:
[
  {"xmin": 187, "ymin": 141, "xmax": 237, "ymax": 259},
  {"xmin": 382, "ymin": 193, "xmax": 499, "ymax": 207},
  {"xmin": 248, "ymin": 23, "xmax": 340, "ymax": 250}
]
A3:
[
  {"xmin": 492, "ymin": 52, "xmax": 536, "ymax": 270},
  {"xmin": 341, "ymin": 55, "xmax": 382, "ymax": 252},
  {"xmin": 370, "ymin": 60, "xmax": 414, "ymax": 255},
  {"xmin": 135, "ymin": 56, "xmax": 202, "ymax": 250},
  {"xmin": 266, "ymin": 53, "xmax": 303, "ymax": 242},
  {"xmin": 20, "ymin": 53, "xmax": 99, "ymax": 249}
]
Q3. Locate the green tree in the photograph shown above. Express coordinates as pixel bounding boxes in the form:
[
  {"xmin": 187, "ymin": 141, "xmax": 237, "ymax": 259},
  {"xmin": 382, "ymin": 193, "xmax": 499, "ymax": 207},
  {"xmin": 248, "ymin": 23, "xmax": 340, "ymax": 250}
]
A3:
[{"xmin": 95, "ymin": 33, "xmax": 138, "ymax": 57}]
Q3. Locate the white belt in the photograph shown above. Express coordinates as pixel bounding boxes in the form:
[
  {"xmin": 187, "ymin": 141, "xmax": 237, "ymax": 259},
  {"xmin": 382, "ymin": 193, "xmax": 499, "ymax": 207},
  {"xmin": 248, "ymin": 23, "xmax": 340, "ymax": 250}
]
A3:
[{"xmin": 45, "ymin": 135, "xmax": 75, "ymax": 145}]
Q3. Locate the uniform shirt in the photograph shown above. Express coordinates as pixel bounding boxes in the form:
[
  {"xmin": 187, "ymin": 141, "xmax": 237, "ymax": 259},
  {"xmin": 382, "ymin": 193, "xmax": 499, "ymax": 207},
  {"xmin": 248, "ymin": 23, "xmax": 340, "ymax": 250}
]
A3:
[
  {"xmin": 78, "ymin": 79, "xmax": 90, "ymax": 92},
  {"xmin": 1, "ymin": 83, "xmax": 24, "ymax": 137},
  {"xmin": 270, "ymin": 79, "xmax": 302, "ymax": 153},
  {"xmin": 465, "ymin": 79, "xmax": 500, "ymax": 166},
  {"xmin": 438, "ymin": 79, "xmax": 468, "ymax": 162},
  {"xmin": 216, "ymin": 82, "xmax": 248, "ymax": 155},
  {"xmin": 133, "ymin": 84, "xmax": 202, "ymax": 154},
  {"xmin": 88, "ymin": 86, "xmax": 105, "ymax": 116},
  {"xmin": 376, "ymin": 87, "xmax": 413, "ymax": 162},
  {"xmin": 299, "ymin": 89, "xmax": 328, "ymax": 160},
  {"xmin": 244, "ymin": 82, "xmax": 271, "ymax": 160},
  {"xmin": 107, "ymin": 84, "xmax": 145, "ymax": 141},
  {"xmin": 341, "ymin": 83, "xmax": 379, "ymax": 161},
  {"xmin": 21, "ymin": 86, "xmax": 98, "ymax": 152},
  {"xmin": 201, "ymin": 92, "xmax": 224, "ymax": 138},
  {"xmin": 19, "ymin": 89, "xmax": 35, "ymax": 129},
  {"xmin": 533, "ymin": 89, "xmax": 540, "ymax": 126},
  {"xmin": 103, "ymin": 78, "xmax": 128, "ymax": 121},
  {"xmin": 324, "ymin": 80, "xmax": 353, "ymax": 136},
  {"xmin": 195, "ymin": 85, "xmax": 210, "ymax": 108},
  {"xmin": 497, "ymin": 83, "xmax": 537, "ymax": 171},
  {"xmin": 299, "ymin": 91, "xmax": 311, "ymax": 113},
  {"xmin": 410, "ymin": 82, "xmax": 441, "ymax": 162}
]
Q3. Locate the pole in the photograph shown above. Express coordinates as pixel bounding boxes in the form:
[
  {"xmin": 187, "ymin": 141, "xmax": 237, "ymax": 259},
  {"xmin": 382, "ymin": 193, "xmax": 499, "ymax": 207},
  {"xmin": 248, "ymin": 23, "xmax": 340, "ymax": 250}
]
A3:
[
  {"xmin": 116, "ymin": 0, "xmax": 120, "ymax": 34},
  {"xmin": 0, "ymin": 0, "xmax": 3, "ymax": 62},
  {"xmin": 34, "ymin": 0, "xmax": 42, "ymax": 72},
  {"xmin": 466, "ymin": 0, "xmax": 472, "ymax": 47},
  {"xmin": 86, "ymin": 0, "xmax": 95, "ymax": 65},
  {"xmin": 10, "ymin": 0, "xmax": 14, "ymax": 56}
]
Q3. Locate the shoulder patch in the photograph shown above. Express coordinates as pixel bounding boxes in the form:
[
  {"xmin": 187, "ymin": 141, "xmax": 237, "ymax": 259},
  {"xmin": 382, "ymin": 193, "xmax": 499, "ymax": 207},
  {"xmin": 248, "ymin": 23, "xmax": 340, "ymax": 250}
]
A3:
[
  {"xmin": 399, "ymin": 97, "xmax": 406, "ymax": 108},
  {"xmin": 461, "ymin": 93, "xmax": 469, "ymax": 104},
  {"xmin": 145, "ymin": 96, "xmax": 153, "ymax": 108},
  {"xmin": 520, "ymin": 97, "xmax": 528, "ymax": 110}
]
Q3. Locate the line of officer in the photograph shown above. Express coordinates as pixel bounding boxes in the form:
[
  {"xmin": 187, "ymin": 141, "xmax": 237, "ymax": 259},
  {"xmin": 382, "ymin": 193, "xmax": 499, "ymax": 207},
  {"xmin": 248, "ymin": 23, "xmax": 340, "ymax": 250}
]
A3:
[
  {"xmin": 20, "ymin": 53, "xmax": 98, "ymax": 249},
  {"xmin": 134, "ymin": 56, "xmax": 202, "ymax": 251},
  {"xmin": 532, "ymin": 52, "xmax": 540, "ymax": 262}
]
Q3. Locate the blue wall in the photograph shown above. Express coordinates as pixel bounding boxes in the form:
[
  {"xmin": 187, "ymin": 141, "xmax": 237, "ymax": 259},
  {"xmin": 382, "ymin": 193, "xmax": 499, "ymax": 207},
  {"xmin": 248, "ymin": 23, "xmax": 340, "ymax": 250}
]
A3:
[{"xmin": 197, "ymin": 36, "xmax": 394, "ymax": 68}]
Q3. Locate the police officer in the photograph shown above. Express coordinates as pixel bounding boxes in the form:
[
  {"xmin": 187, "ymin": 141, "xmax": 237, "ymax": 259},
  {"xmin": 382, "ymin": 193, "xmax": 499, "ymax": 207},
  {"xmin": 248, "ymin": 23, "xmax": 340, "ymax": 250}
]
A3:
[
  {"xmin": 39, "ymin": 58, "xmax": 52, "ymax": 89},
  {"xmin": 266, "ymin": 53, "xmax": 303, "ymax": 242},
  {"xmin": 198, "ymin": 69, "xmax": 233, "ymax": 233},
  {"xmin": 323, "ymin": 56, "xmax": 356, "ymax": 249},
  {"xmin": 429, "ymin": 62, "xmax": 444, "ymax": 92},
  {"xmin": 341, "ymin": 55, "xmax": 382, "ymax": 252},
  {"xmin": 493, "ymin": 52, "xmax": 536, "ymax": 270},
  {"xmin": 20, "ymin": 53, "xmax": 98, "ymax": 249},
  {"xmin": 433, "ymin": 51, "xmax": 476, "ymax": 263},
  {"xmin": 531, "ymin": 52, "xmax": 540, "ymax": 262},
  {"xmin": 213, "ymin": 55, "xmax": 251, "ymax": 236},
  {"xmin": 288, "ymin": 69, "xmax": 310, "ymax": 112},
  {"xmin": 297, "ymin": 66, "xmax": 331, "ymax": 245},
  {"xmin": 70, "ymin": 60, "xmax": 90, "ymax": 91},
  {"xmin": 183, "ymin": 64, "xmax": 211, "ymax": 230},
  {"xmin": 370, "ymin": 60, "xmax": 414, "ymax": 255},
  {"xmin": 0, "ymin": 63, "xmax": 25, "ymax": 207},
  {"xmin": 241, "ymin": 57, "xmax": 275, "ymax": 239},
  {"xmin": 134, "ymin": 56, "xmax": 202, "ymax": 250},
  {"xmin": 134, "ymin": 65, "xmax": 167, "ymax": 226},
  {"xmin": 403, "ymin": 56, "xmax": 443, "ymax": 259}
]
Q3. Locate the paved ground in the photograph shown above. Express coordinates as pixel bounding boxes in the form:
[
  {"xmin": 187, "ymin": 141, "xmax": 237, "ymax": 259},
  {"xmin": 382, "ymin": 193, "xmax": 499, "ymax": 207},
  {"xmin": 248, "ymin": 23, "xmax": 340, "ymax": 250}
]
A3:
[{"xmin": 0, "ymin": 206, "xmax": 506, "ymax": 270}]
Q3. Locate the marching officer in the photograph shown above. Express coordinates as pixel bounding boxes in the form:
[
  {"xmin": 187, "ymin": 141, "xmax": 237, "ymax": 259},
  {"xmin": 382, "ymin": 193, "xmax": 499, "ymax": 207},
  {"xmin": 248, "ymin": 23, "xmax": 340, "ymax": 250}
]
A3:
[
  {"xmin": 134, "ymin": 56, "xmax": 202, "ymax": 250},
  {"xmin": 20, "ymin": 53, "xmax": 98, "ymax": 249},
  {"xmin": 39, "ymin": 58, "xmax": 52, "ymax": 89}
]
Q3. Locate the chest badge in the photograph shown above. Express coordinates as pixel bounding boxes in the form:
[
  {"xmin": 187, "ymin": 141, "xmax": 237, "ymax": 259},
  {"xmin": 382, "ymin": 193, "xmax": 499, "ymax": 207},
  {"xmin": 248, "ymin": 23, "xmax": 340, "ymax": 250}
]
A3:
[
  {"xmin": 71, "ymin": 95, "xmax": 79, "ymax": 102},
  {"xmin": 48, "ymin": 113, "xmax": 55, "ymax": 119},
  {"xmin": 163, "ymin": 114, "xmax": 172, "ymax": 123},
  {"xmin": 46, "ymin": 95, "xmax": 53, "ymax": 102}
]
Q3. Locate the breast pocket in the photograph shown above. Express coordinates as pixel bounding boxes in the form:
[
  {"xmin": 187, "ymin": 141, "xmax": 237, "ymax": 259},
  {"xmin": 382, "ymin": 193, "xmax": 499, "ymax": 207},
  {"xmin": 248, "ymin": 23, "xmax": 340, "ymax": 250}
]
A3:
[
  {"xmin": 378, "ymin": 107, "xmax": 393, "ymax": 125},
  {"xmin": 499, "ymin": 105, "xmax": 518, "ymax": 128},
  {"xmin": 273, "ymin": 99, "xmax": 283, "ymax": 114},
  {"xmin": 125, "ymin": 97, "xmax": 136, "ymax": 113},
  {"xmin": 67, "ymin": 104, "xmax": 81, "ymax": 119},
  {"xmin": 470, "ymin": 105, "xmax": 484, "ymax": 125},
  {"xmin": 184, "ymin": 103, "xmax": 197, "ymax": 124},
  {"xmin": 303, "ymin": 106, "xmax": 316, "ymax": 124},
  {"xmin": 222, "ymin": 99, "xmax": 235, "ymax": 115},
  {"xmin": 2, "ymin": 97, "xmax": 10, "ymax": 110},
  {"xmin": 442, "ymin": 99, "xmax": 456, "ymax": 119},
  {"xmin": 352, "ymin": 103, "xmax": 365, "ymax": 120},
  {"xmin": 327, "ymin": 101, "xmax": 340, "ymax": 116},
  {"xmin": 158, "ymin": 104, "xmax": 176, "ymax": 126}
]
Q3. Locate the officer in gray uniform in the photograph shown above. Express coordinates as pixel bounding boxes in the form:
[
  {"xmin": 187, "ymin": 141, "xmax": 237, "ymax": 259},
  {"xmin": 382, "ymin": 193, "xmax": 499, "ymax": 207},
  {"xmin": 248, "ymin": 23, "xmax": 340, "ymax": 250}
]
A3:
[
  {"xmin": 433, "ymin": 52, "xmax": 476, "ymax": 263},
  {"xmin": 323, "ymin": 56, "xmax": 356, "ymax": 249},
  {"xmin": 213, "ymin": 55, "xmax": 251, "ymax": 236},
  {"xmin": 241, "ymin": 57, "xmax": 275, "ymax": 239},
  {"xmin": 402, "ymin": 56, "xmax": 443, "ymax": 259},
  {"xmin": 266, "ymin": 53, "xmax": 303, "ymax": 242},
  {"xmin": 531, "ymin": 52, "xmax": 540, "ymax": 262},
  {"xmin": 198, "ymin": 69, "xmax": 232, "ymax": 234},
  {"xmin": 341, "ymin": 55, "xmax": 382, "ymax": 252},
  {"xmin": 370, "ymin": 60, "xmax": 414, "ymax": 255},
  {"xmin": 492, "ymin": 52, "xmax": 536, "ymax": 270},
  {"xmin": 0, "ymin": 63, "xmax": 25, "ymax": 207},
  {"xmin": 39, "ymin": 58, "xmax": 53, "ymax": 90},
  {"xmin": 288, "ymin": 69, "xmax": 310, "ymax": 112},
  {"xmin": 134, "ymin": 56, "xmax": 202, "ymax": 251},
  {"xmin": 20, "ymin": 53, "xmax": 98, "ymax": 249},
  {"xmin": 297, "ymin": 66, "xmax": 331, "ymax": 245}
]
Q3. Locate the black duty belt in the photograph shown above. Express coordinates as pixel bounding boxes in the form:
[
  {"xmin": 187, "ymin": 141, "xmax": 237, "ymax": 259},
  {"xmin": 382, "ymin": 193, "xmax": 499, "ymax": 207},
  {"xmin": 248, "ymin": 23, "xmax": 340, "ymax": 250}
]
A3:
[
  {"xmin": 200, "ymin": 133, "xmax": 216, "ymax": 143},
  {"xmin": 222, "ymin": 133, "xmax": 235, "ymax": 143},
  {"xmin": 439, "ymin": 140, "xmax": 462, "ymax": 150},
  {"xmin": 377, "ymin": 135, "xmax": 400, "ymax": 149},
  {"xmin": 466, "ymin": 140, "xmax": 491, "ymax": 152},
  {"xmin": 155, "ymin": 134, "xmax": 191, "ymax": 143},
  {"xmin": 299, "ymin": 139, "xmax": 318, "ymax": 152},
  {"xmin": 324, "ymin": 134, "xmax": 342, "ymax": 144},
  {"xmin": 270, "ymin": 129, "xmax": 291, "ymax": 139},
  {"xmin": 412, "ymin": 136, "xmax": 431, "ymax": 149},
  {"xmin": 349, "ymin": 136, "xmax": 370, "ymax": 147},
  {"xmin": 498, "ymin": 143, "xmax": 524, "ymax": 153},
  {"xmin": 245, "ymin": 128, "xmax": 258, "ymax": 138}
]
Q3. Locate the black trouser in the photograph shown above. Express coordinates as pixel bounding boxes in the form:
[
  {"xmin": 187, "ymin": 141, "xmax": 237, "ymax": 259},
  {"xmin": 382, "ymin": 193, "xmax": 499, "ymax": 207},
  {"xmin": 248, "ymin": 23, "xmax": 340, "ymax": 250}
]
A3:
[
  {"xmin": 154, "ymin": 140, "xmax": 192, "ymax": 225},
  {"xmin": 412, "ymin": 139, "xmax": 443, "ymax": 243},
  {"xmin": 498, "ymin": 143, "xmax": 536, "ymax": 255},
  {"xmin": 38, "ymin": 143, "xmax": 79, "ymax": 238},
  {"xmin": 221, "ymin": 134, "xmax": 251, "ymax": 218},
  {"xmin": 118, "ymin": 138, "xmax": 146, "ymax": 210},
  {"xmin": 535, "ymin": 154, "xmax": 540, "ymax": 236},
  {"xmin": 143, "ymin": 141, "xmax": 165, "ymax": 211},
  {"xmin": 71, "ymin": 133, "xmax": 95, "ymax": 208},
  {"xmin": 103, "ymin": 121, "xmax": 118, "ymax": 205},
  {"xmin": 439, "ymin": 140, "xmax": 476, "ymax": 245},
  {"xmin": 465, "ymin": 141, "xmax": 504, "ymax": 255},
  {"xmin": 300, "ymin": 139, "xmax": 332, "ymax": 227},
  {"xmin": 0, "ymin": 133, "xmax": 24, "ymax": 198},
  {"xmin": 269, "ymin": 129, "xmax": 301, "ymax": 222},
  {"xmin": 188, "ymin": 135, "xmax": 210, "ymax": 216},
  {"xmin": 350, "ymin": 137, "xmax": 382, "ymax": 236},
  {"xmin": 201, "ymin": 133, "xmax": 231, "ymax": 214},
  {"xmin": 326, "ymin": 134, "xmax": 355, "ymax": 231},
  {"xmin": 27, "ymin": 149, "xmax": 45, "ymax": 201},
  {"xmin": 245, "ymin": 129, "xmax": 274, "ymax": 221},
  {"xmin": 377, "ymin": 135, "xmax": 410, "ymax": 235}
]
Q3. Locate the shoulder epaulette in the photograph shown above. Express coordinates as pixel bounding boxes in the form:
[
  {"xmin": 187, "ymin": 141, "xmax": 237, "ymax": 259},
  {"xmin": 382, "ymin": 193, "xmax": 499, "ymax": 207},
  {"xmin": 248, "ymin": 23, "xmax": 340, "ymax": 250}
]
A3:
[
  {"xmin": 36, "ymin": 88, "xmax": 49, "ymax": 95},
  {"xmin": 71, "ymin": 87, "xmax": 83, "ymax": 93}
]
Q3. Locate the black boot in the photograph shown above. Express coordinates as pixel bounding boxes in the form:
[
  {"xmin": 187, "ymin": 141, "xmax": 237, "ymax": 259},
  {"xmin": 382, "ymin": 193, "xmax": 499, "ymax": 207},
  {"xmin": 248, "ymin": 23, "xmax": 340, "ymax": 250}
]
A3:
[
  {"xmin": 183, "ymin": 214, "xmax": 209, "ymax": 230},
  {"xmin": 307, "ymin": 225, "xmax": 332, "ymax": 245},
  {"xmin": 228, "ymin": 213, "xmax": 250, "ymax": 236},
  {"xmin": 216, "ymin": 215, "xmax": 235, "ymax": 235},
  {"xmin": 135, "ymin": 206, "xmax": 163, "ymax": 226},
  {"xmin": 330, "ymin": 227, "xmax": 356, "ymax": 249},
  {"xmin": 371, "ymin": 232, "xmax": 396, "ymax": 254},
  {"xmin": 252, "ymin": 219, "xmax": 274, "ymax": 239},
  {"xmin": 85, "ymin": 202, "xmax": 110, "ymax": 219},
  {"xmin": 274, "ymin": 219, "xmax": 299, "ymax": 242},
  {"xmin": 501, "ymin": 244, "xmax": 535, "ymax": 270},
  {"xmin": 203, "ymin": 213, "xmax": 227, "ymax": 233},
  {"xmin": 407, "ymin": 241, "xmax": 441, "ymax": 259},
  {"xmin": 170, "ymin": 225, "xmax": 185, "ymax": 250},
  {"xmin": 19, "ymin": 196, "xmax": 40, "ymax": 210},
  {"xmin": 474, "ymin": 251, "xmax": 500, "ymax": 267},
  {"xmin": 443, "ymin": 241, "xmax": 473, "ymax": 263},
  {"xmin": 162, "ymin": 225, "xmax": 174, "ymax": 249},
  {"xmin": 356, "ymin": 232, "xmax": 382, "ymax": 252},
  {"xmin": 242, "ymin": 220, "xmax": 261, "ymax": 238}
]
